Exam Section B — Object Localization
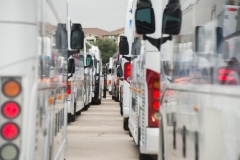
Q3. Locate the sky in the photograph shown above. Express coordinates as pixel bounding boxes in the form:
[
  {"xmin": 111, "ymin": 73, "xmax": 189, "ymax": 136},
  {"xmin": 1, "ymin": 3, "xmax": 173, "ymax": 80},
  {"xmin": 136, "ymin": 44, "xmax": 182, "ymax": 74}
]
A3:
[{"xmin": 68, "ymin": 0, "xmax": 128, "ymax": 31}]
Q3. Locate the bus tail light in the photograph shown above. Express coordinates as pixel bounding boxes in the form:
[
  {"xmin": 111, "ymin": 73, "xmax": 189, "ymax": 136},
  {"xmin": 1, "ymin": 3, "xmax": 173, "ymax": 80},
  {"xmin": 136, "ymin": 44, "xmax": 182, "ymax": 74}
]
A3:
[
  {"xmin": 2, "ymin": 80, "xmax": 21, "ymax": 98},
  {"xmin": 124, "ymin": 62, "xmax": 131, "ymax": 83},
  {"xmin": 218, "ymin": 69, "xmax": 237, "ymax": 85},
  {"xmin": 1, "ymin": 77, "xmax": 22, "ymax": 160},
  {"xmin": 146, "ymin": 69, "xmax": 160, "ymax": 127},
  {"xmin": 227, "ymin": 8, "xmax": 237, "ymax": 11},
  {"xmin": 108, "ymin": 80, "xmax": 112, "ymax": 85},
  {"xmin": 2, "ymin": 102, "xmax": 20, "ymax": 119},
  {"xmin": 0, "ymin": 144, "xmax": 19, "ymax": 160},
  {"xmin": 67, "ymin": 81, "xmax": 71, "ymax": 94},
  {"xmin": 1, "ymin": 123, "xmax": 19, "ymax": 140}
]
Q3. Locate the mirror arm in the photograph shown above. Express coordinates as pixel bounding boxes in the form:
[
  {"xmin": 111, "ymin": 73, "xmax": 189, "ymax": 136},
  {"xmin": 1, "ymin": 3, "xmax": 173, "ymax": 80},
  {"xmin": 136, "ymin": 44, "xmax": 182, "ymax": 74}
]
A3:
[
  {"xmin": 122, "ymin": 55, "xmax": 138, "ymax": 62},
  {"xmin": 143, "ymin": 35, "xmax": 172, "ymax": 50},
  {"xmin": 68, "ymin": 74, "xmax": 73, "ymax": 79},
  {"xmin": 122, "ymin": 56, "xmax": 131, "ymax": 61}
]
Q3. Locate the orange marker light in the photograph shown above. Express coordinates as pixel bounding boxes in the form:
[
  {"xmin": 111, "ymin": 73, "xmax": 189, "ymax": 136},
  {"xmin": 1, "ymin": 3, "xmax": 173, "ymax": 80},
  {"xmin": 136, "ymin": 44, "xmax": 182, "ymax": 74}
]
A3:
[
  {"xmin": 57, "ymin": 94, "xmax": 62, "ymax": 100},
  {"xmin": 153, "ymin": 80, "xmax": 160, "ymax": 89},
  {"xmin": 48, "ymin": 97, "xmax": 55, "ymax": 104},
  {"xmin": 3, "ymin": 80, "xmax": 21, "ymax": 97},
  {"xmin": 138, "ymin": 89, "xmax": 142, "ymax": 94},
  {"xmin": 64, "ymin": 93, "xmax": 68, "ymax": 97}
]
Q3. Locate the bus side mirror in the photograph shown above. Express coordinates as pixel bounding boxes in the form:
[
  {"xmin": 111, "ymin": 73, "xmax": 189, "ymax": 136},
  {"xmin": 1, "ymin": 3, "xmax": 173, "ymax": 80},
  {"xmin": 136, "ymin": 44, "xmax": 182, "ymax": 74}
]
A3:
[
  {"xmin": 119, "ymin": 36, "xmax": 129, "ymax": 55},
  {"xmin": 85, "ymin": 57, "xmax": 92, "ymax": 68},
  {"xmin": 71, "ymin": 30, "xmax": 84, "ymax": 49},
  {"xmin": 56, "ymin": 23, "xmax": 68, "ymax": 49},
  {"xmin": 162, "ymin": 1, "xmax": 182, "ymax": 35},
  {"xmin": 71, "ymin": 23, "xmax": 84, "ymax": 49},
  {"xmin": 68, "ymin": 59, "xmax": 75, "ymax": 73},
  {"xmin": 135, "ymin": 7, "xmax": 155, "ymax": 34},
  {"xmin": 108, "ymin": 69, "xmax": 112, "ymax": 74},
  {"xmin": 117, "ymin": 66, "xmax": 123, "ymax": 77}
]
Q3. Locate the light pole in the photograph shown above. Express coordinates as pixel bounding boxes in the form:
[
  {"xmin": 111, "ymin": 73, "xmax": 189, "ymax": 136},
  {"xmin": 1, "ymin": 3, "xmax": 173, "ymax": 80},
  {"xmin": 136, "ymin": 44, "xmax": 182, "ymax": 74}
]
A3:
[{"xmin": 113, "ymin": 39, "xmax": 116, "ymax": 52}]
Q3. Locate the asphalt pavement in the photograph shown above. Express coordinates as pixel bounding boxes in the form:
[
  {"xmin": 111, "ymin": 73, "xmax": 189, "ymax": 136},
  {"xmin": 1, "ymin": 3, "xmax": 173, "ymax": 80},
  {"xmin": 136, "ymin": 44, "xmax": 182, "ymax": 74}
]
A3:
[{"xmin": 65, "ymin": 94, "xmax": 139, "ymax": 160}]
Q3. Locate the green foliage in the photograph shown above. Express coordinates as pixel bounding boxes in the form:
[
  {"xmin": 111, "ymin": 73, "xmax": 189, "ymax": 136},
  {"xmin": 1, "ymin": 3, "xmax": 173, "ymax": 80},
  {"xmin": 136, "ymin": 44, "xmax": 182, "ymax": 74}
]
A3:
[{"xmin": 93, "ymin": 39, "xmax": 117, "ymax": 65}]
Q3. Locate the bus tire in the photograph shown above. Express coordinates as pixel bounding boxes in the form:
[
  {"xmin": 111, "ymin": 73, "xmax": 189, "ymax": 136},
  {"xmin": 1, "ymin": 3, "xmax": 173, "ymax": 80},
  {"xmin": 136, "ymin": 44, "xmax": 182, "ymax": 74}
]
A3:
[
  {"xmin": 123, "ymin": 118, "xmax": 129, "ymax": 131},
  {"xmin": 98, "ymin": 99, "xmax": 101, "ymax": 105},
  {"xmin": 76, "ymin": 110, "xmax": 81, "ymax": 115},
  {"xmin": 139, "ymin": 153, "xmax": 152, "ymax": 160},
  {"xmin": 71, "ymin": 104, "xmax": 76, "ymax": 122},
  {"xmin": 115, "ymin": 96, "xmax": 119, "ymax": 102},
  {"xmin": 129, "ymin": 130, "xmax": 132, "ymax": 137},
  {"xmin": 82, "ymin": 105, "xmax": 88, "ymax": 111},
  {"xmin": 67, "ymin": 114, "xmax": 71, "ymax": 123}
]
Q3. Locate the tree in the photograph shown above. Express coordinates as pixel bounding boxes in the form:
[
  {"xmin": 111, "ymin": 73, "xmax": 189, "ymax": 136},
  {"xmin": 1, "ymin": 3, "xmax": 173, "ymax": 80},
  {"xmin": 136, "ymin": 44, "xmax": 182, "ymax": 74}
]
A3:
[{"xmin": 93, "ymin": 39, "xmax": 117, "ymax": 65}]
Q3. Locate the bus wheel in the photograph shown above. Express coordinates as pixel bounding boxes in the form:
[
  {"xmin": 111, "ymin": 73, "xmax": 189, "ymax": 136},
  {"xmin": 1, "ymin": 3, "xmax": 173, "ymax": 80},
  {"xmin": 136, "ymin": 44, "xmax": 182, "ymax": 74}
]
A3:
[
  {"xmin": 98, "ymin": 99, "xmax": 101, "ymax": 105},
  {"xmin": 129, "ymin": 130, "xmax": 132, "ymax": 137},
  {"xmin": 139, "ymin": 153, "xmax": 152, "ymax": 160},
  {"xmin": 76, "ymin": 110, "xmax": 81, "ymax": 115},
  {"xmin": 123, "ymin": 118, "xmax": 129, "ymax": 131},
  {"xmin": 71, "ymin": 104, "xmax": 76, "ymax": 122},
  {"xmin": 82, "ymin": 105, "xmax": 88, "ymax": 111},
  {"xmin": 67, "ymin": 113, "xmax": 71, "ymax": 123}
]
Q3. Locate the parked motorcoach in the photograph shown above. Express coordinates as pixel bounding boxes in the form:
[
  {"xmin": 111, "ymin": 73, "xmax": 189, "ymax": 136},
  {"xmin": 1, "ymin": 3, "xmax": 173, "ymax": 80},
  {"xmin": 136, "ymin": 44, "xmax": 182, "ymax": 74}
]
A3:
[
  {"xmin": 108, "ymin": 57, "xmax": 113, "ymax": 95},
  {"xmin": 0, "ymin": 1, "xmax": 84, "ymax": 159},
  {"xmin": 159, "ymin": 0, "xmax": 240, "ymax": 160},
  {"xmin": 67, "ymin": 19, "xmax": 85, "ymax": 122}
]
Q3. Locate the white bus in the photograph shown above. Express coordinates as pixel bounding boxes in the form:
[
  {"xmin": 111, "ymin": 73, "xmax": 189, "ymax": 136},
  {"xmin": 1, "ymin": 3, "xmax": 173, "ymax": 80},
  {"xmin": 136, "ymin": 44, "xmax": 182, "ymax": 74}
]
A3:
[
  {"xmin": 111, "ymin": 53, "xmax": 120, "ymax": 101},
  {"xmin": 89, "ymin": 46, "xmax": 103, "ymax": 104},
  {"xmin": 119, "ymin": 0, "xmax": 135, "ymax": 131},
  {"xmin": 66, "ymin": 19, "xmax": 85, "ymax": 122},
  {"xmin": 125, "ymin": 0, "xmax": 163, "ymax": 159},
  {"xmin": 107, "ymin": 57, "xmax": 113, "ymax": 95},
  {"xmin": 159, "ymin": 0, "xmax": 240, "ymax": 160},
  {"xmin": 0, "ymin": 0, "xmax": 83, "ymax": 160}
]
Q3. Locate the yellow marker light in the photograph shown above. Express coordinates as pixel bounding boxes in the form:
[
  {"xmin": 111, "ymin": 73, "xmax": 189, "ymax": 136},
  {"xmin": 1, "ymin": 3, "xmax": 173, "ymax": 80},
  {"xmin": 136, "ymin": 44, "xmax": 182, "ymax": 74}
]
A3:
[
  {"xmin": 138, "ymin": 89, "xmax": 142, "ymax": 94},
  {"xmin": 57, "ymin": 94, "xmax": 62, "ymax": 100},
  {"xmin": 64, "ymin": 93, "xmax": 68, "ymax": 97},
  {"xmin": 3, "ymin": 80, "xmax": 21, "ymax": 97},
  {"xmin": 48, "ymin": 97, "xmax": 55, "ymax": 104},
  {"xmin": 153, "ymin": 80, "xmax": 160, "ymax": 89},
  {"xmin": 194, "ymin": 106, "xmax": 199, "ymax": 112},
  {"xmin": 133, "ymin": 88, "xmax": 137, "ymax": 91}
]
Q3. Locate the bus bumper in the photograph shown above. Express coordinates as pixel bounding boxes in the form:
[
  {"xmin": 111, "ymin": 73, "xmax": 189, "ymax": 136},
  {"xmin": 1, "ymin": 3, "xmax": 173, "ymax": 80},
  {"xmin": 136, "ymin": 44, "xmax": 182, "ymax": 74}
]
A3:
[{"xmin": 140, "ymin": 127, "xmax": 159, "ymax": 154}]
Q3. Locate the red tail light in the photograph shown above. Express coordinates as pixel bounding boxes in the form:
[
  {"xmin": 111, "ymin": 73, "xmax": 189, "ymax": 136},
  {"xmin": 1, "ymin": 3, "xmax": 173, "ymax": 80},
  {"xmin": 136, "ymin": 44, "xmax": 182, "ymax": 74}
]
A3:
[
  {"xmin": 227, "ymin": 8, "xmax": 237, "ymax": 11},
  {"xmin": 218, "ymin": 69, "xmax": 237, "ymax": 85},
  {"xmin": 1, "ymin": 123, "xmax": 19, "ymax": 140},
  {"xmin": 146, "ymin": 69, "xmax": 160, "ymax": 127},
  {"xmin": 2, "ymin": 102, "xmax": 20, "ymax": 119},
  {"xmin": 67, "ymin": 81, "xmax": 71, "ymax": 94},
  {"xmin": 104, "ymin": 80, "xmax": 107, "ymax": 84},
  {"xmin": 218, "ymin": 69, "xmax": 234, "ymax": 75},
  {"xmin": 124, "ymin": 62, "xmax": 131, "ymax": 83}
]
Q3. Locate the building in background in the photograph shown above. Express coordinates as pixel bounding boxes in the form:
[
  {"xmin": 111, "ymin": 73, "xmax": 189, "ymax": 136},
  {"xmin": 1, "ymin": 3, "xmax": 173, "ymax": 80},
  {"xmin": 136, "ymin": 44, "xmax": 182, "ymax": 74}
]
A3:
[{"xmin": 83, "ymin": 27, "xmax": 124, "ymax": 45}]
